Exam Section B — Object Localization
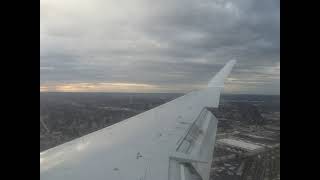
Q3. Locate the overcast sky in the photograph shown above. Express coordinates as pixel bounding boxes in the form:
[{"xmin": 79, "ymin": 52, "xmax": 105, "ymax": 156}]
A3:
[{"xmin": 40, "ymin": 0, "xmax": 279, "ymax": 94}]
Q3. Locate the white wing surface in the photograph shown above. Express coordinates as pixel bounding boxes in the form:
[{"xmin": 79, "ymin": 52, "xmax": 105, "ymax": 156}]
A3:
[{"xmin": 40, "ymin": 60, "xmax": 236, "ymax": 180}]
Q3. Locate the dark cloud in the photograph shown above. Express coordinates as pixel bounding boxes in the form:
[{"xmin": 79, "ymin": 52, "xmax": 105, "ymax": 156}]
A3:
[{"xmin": 40, "ymin": 0, "xmax": 279, "ymax": 94}]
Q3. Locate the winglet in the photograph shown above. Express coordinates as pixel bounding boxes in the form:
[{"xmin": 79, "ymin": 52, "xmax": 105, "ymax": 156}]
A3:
[{"xmin": 208, "ymin": 59, "xmax": 236, "ymax": 88}]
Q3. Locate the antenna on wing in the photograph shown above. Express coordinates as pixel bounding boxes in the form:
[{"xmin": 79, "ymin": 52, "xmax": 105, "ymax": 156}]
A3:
[{"xmin": 208, "ymin": 59, "xmax": 236, "ymax": 88}]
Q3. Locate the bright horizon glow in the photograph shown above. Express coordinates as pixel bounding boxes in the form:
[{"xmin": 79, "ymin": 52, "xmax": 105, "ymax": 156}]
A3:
[
  {"xmin": 40, "ymin": 82, "xmax": 206, "ymax": 93},
  {"xmin": 40, "ymin": 82, "xmax": 160, "ymax": 93}
]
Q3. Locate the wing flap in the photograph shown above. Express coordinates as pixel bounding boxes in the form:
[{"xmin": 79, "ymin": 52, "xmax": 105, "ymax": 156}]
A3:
[{"xmin": 170, "ymin": 108, "xmax": 218, "ymax": 180}]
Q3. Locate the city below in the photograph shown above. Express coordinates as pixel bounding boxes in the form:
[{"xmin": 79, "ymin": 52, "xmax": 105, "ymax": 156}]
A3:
[{"xmin": 40, "ymin": 92, "xmax": 280, "ymax": 180}]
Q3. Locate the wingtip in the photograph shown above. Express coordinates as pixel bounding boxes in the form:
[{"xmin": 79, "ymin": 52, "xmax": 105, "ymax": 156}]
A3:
[
  {"xmin": 208, "ymin": 59, "xmax": 236, "ymax": 87},
  {"xmin": 228, "ymin": 59, "xmax": 237, "ymax": 66}
]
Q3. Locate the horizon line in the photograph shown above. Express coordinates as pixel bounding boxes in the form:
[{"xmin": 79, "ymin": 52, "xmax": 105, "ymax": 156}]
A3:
[{"xmin": 40, "ymin": 91, "xmax": 280, "ymax": 96}]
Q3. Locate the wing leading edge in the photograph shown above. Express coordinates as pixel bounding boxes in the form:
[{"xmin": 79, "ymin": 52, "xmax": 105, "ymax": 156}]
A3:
[{"xmin": 40, "ymin": 60, "xmax": 236, "ymax": 180}]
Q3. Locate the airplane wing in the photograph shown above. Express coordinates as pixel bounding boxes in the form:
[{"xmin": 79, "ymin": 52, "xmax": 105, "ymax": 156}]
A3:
[{"xmin": 40, "ymin": 60, "xmax": 236, "ymax": 180}]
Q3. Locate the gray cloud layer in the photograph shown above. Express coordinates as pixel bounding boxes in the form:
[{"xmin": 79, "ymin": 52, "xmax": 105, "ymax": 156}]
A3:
[{"xmin": 40, "ymin": 0, "xmax": 279, "ymax": 94}]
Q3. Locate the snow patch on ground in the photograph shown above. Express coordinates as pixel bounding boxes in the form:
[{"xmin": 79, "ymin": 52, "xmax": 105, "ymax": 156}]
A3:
[{"xmin": 217, "ymin": 138, "xmax": 262, "ymax": 151}]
